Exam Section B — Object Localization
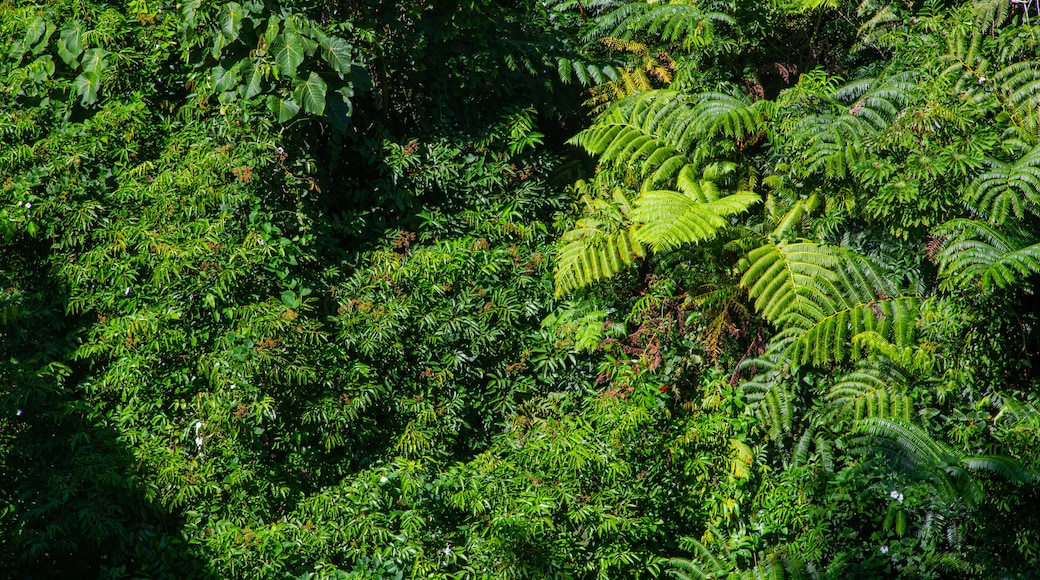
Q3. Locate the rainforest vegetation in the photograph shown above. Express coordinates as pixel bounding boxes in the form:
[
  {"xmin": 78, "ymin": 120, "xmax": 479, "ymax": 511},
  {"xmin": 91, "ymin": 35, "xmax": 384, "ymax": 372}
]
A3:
[{"xmin": 4, "ymin": 0, "xmax": 1040, "ymax": 577}]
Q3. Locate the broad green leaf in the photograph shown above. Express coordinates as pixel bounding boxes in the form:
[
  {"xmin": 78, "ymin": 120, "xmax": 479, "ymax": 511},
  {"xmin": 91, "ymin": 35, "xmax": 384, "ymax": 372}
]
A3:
[
  {"xmin": 182, "ymin": 0, "xmax": 202, "ymax": 24},
  {"xmin": 212, "ymin": 62, "xmax": 241, "ymax": 93},
  {"xmin": 26, "ymin": 55, "xmax": 55, "ymax": 83},
  {"xmin": 294, "ymin": 72, "xmax": 327, "ymax": 115},
  {"xmin": 24, "ymin": 16, "xmax": 47, "ymax": 48},
  {"xmin": 80, "ymin": 48, "xmax": 108, "ymax": 74},
  {"xmin": 220, "ymin": 2, "xmax": 246, "ymax": 41},
  {"xmin": 352, "ymin": 63, "xmax": 373, "ymax": 91},
  {"xmin": 323, "ymin": 36, "xmax": 354, "ymax": 75},
  {"xmin": 57, "ymin": 22, "xmax": 84, "ymax": 67},
  {"xmin": 266, "ymin": 96, "xmax": 300, "ymax": 122},
  {"xmin": 326, "ymin": 88, "xmax": 353, "ymax": 129},
  {"xmin": 243, "ymin": 61, "xmax": 264, "ymax": 99},
  {"xmin": 271, "ymin": 33, "xmax": 304, "ymax": 78},
  {"xmin": 74, "ymin": 70, "xmax": 100, "ymax": 105}
]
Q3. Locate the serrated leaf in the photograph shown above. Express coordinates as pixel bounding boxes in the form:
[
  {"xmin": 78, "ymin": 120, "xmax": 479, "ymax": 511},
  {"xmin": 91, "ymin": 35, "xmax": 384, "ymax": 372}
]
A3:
[
  {"xmin": 74, "ymin": 70, "xmax": 100, "ymax": 105},
  {"xmin": 323, "ymin": 36, "xmax": 354, "ymax": 75},
  {"xmin": 80, "ymin": 48, "xmax": 108, "ymax": 74},
  {"xmin": 271, "ymin": 33, "xmax": 304, "ymax": 79},
  {"xmin": 266, "ymin": 96, "xmax": 300, "ymax": 122},
  {"xmin": 294, "ymin": 72, "xmax": 327, "ymax": 115},
  {"xmin": 57, "ymin": 22, "xmax": 84, "ymax": 67}
]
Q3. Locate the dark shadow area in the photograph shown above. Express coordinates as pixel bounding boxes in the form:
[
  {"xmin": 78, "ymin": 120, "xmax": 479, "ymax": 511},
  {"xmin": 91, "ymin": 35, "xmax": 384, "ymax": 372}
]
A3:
[{"xmin": 0, "ymin": 237, "xmax": 215, "ymax": 579}]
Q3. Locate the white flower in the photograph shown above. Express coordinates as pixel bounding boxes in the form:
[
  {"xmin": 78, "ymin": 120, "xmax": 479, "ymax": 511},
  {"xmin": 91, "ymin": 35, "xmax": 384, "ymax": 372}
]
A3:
[
  {"xmin": 897, "ymin": 493, "xmax": 904, "ymax": 502},
  {"xmin": 24, "ymin": 203, "xmax": 31, "ymax": 209},
  {"xmin": 379, "ymin": 476, "xmax": 389, "ymax": 483},
  {"xmin": 443, "ymin": 546, "xmax": 451, "ymax": 555},
  {"xmin": 124, "ymin": 287, "xmax": 131, "ymax": 295},
  {"xmin": 890, "ymin": 490, "xmax": 904, "ymax": 502},
  {"xmin": 880, "ymin": 545, "xmax": 889, "ymax": 554},
  {"xmin": 16, "ymin": 201, "xmax": 23, "ymax": 207},
  {"xmin": 16, "ymin": 409, "xmax": 22, "ymax": 416}
]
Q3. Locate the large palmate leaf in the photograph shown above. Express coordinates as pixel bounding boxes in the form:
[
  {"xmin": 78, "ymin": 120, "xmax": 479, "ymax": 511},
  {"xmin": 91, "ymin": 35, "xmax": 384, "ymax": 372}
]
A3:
[
  {"xmin": 323, "ymin": 36, "xmax": 355, "ymax": 75},
  {"xmin": 57, "ymin": 21, "xmax": 84, "ymax": 67}
]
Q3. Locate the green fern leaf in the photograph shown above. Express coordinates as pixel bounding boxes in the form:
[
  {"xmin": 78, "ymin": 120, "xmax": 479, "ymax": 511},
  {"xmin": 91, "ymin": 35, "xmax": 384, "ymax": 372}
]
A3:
[
  {"xmin": 936, "ymin": 218, "xmax": 1040, "ymax": 291},
  {"xmin": 967, "ymin": 144, "xmax": 1040, "ymax": 223},
  {"xmin": 554, "ymin": 187, "xmax": 646, "ymax": 295}
]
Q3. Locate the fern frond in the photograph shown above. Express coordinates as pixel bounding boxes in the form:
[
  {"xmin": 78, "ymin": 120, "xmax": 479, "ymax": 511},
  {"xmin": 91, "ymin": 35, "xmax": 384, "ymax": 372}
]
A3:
[
  {"xmin": 587, "ymin": 2, "xmax": 734, "ymax": 51},
  {"xmin": 935, "ymin": 218, "xmax": 1040, "ymax": 291},
  {"xmin": 852, "ymin": 417, "xmax": 1037, "ymax": 508},
  {"xmin": 785, "ymin": 254, "xmax": 918, "ymax": 366},
  {"xmin": 967, "ymin": 144, "xmax": 1040, "ymax": 223},
  {"xmin": 741, "ymin": 243, "xmax": 918, "ymax": 366},
  {"xmin": 634, "ymin": 184, "xmax": 759, "ymax": 251},
  {"xmin": 571, "ymin": 90, "xmax": 696, "ymax": 187},
  {"xmin": 555, "ymin": 187, "xmax": 646, "ymax": 295},
  {"xmin": 573, "ymin": 90, "xmax": 772, "ymax": 188},
  {"xmin": 827, "ymin": 359, "xmax": 913, "ymax": 422},
  {"xmin": 785, "ymin": 74, "xmax": 915, "ymax": 179},
  {"xmin": 739, "ymin": 240, "xmax": 842, "ymax": 324}
]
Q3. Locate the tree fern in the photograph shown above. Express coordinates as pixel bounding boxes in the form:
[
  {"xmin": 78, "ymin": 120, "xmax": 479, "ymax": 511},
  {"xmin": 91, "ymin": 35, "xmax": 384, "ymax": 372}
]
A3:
[
  {"xmin": 572, "ymin": 90, "xmax": 771, "ymax": 189},
  {"xmin": 739, "ymin": 240, "xmax": 841, "ymax": 324},
  {"xmin": 555, "ymin": 185, "xmax": 646, "ymax": 295},
  {"xmin": 935, "ymin": 218, "xmax": 1040, "ymax": 291},
  {"xmin": 785, "ymin": 254, "xmax": 919, "ymax": 366},
  {"xmin": 966, "ymin": 143, "xmax": 1040, "ymax": 223},
  {"xmin": 587, "ymin": 1, "xmax": 734, "ymax": 51},
  {"xmin": 852, "ymin": 417, "xmax": 1038, "ymax": 508},
  {"xmin": 634, "ymin": 165, "xmax": 760, "ymax": 251},
  {"xmin": 784, "ymin": 73, "xmax": 916, "ymax": 179},
  {"xmin": 740, "ymin": 242, "xmax": 918, "ymax": 366},
  {"xmin": 827, "ymin": 358, "xmax": 913, "ymax": 422}
]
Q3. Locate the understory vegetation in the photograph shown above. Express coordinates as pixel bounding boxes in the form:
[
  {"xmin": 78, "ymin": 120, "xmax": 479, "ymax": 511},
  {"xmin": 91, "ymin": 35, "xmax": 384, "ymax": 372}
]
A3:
[{"xmin": 3, "ymin": 0, "xmax": 1040, "ymax": 578}]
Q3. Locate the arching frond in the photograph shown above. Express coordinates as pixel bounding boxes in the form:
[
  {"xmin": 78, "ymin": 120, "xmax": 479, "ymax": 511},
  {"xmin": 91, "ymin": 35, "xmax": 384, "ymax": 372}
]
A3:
[
  {"xmin": 935, "ymin": 218, "xmax": 1040, "ymax": 291},
  {"xmin": 572, "ymin": 90, "xmax": 772, "ymax": 188},
  {"xmin": 967, "ymin": 144, "xmax": 1040, "ymax": 223},
  {"xmin": 739, "ymin": 240, "xmax": 841, "ymax": 324},
  {"xmin": 571, "ymin": 90, "xmax": 696, "ymax": 187},
  {"xmin": 827, "ymin": 359, "xmax": 913, "ymax": 422},
  {"xmin": 554, "ymin": 186, "xmax": 646, "ymax": 295},
  {"xmin": 634, "ymin": 166, "xmax": 760, "ymax": 251},
  {"xmin": 785, "ymin": 74, "xmax": 916, "ymax": 179},
  {"xmin": 852, "ymin": 417, "xmax": 1038, "ymax": 508},
  {"xmin": 785, "ymin": 254, "xmax": 918, "ymax": 366},
  {"xmin": 741, "ymin": 243, "xmax": 918, "ymax": 366},
  {"xmin": 587, "ymin": 2, "xmax": 734, "ymax": 51}
]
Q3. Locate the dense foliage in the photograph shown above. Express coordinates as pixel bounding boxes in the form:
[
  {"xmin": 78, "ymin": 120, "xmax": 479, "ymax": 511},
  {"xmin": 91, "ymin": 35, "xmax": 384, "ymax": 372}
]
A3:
[{"xmin": 3, "ymin": 0, "xmax": 1040, "ymax": 578}]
